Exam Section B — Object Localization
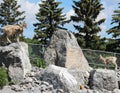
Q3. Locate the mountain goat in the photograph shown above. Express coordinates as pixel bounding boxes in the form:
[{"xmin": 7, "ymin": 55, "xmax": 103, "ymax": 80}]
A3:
[
  {"xmin": 1, "ymin": 23, "xmax": 26, "ymax": 43},
  {"xmin": 98, "ymin": 54, "xmax": 118, "ymax": 71}
]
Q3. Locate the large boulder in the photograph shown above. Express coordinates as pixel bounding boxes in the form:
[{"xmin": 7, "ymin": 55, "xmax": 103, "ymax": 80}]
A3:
[
  {"xmin": 89, "ymin": 69, "xmax": 118, "ymax": 91},
  {"xmin": 44, "ymin": 29, "xmax": 91, "ymax": 71},
  {"xmin": 0, "ymin": 42, "xmax": 32, "ymax": 82},
  {"xmin": 41, "ymin": 65, "xmax": 79, "ymax": 93}
]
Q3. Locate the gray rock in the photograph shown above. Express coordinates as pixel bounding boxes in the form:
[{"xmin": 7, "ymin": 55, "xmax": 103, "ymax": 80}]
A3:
[
  {"xmin": 78, "ymin": 89, "xmax": 103, "ymax": 93},
  {"xmin": 0, "ymin": 86, "xmax": 29, "ymax": 93},
  {"xmin": 68, "ymin": 68, "xmax": 90, "ymax": 86},
  {"xmin": 89, "ymin": 69, "xmax": 118, "ymax": 91},
  {"xmin": 78, "ymin": 89, "xmax": 113, "ymax": 93},
  {"xmin": 41, "ymin": 65, "xmax": 79, "ymax": 93},
  {"xmin": 0, "ymin": 65, "xmax": 119, "ymax": 93},
  {"xmin": 117, "ymin": 71, "xmax": 120, "ymax": 89},
  {"xmin": 112, "ymin": 89, "xmax": 120, "ymax": 93},
  {"xmin": 44, "ymin": 29, "xmax": 92, "ymax": 71},
  {"xmin": 0, "ymin": 42, "xmax": 32, "ymax": 82},
  {"xmin": 11, "ymin": 85, "xmax": 24, "ymax": 92},
  {"xmin": 0, "ymin": 66, "xmax": 66, "ymax": 93}
]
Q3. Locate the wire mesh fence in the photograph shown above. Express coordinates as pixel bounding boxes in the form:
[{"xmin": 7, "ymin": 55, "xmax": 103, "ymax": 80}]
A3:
[
  {"xmin": 28, "ymin": 43, "xmax": 46, "ymax": 68},
  {"xmin": 82, "ymin": 49, "xmax": 120, "ymax": 70},
  {"xmin": 27, "ymin": 44, "xmax": 120, "ymax": 70}
]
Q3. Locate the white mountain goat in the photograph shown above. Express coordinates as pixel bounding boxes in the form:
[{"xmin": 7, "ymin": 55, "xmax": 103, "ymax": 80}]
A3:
[
  {"xmin": 1, "ymin": 23, "xmax": 26, "ymax": 43},
  {"xmin": 98, "ymin": 54, "xmax": 118, "ymax": 71}
]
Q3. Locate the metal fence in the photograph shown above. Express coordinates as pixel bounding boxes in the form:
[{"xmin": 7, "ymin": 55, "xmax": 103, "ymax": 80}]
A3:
[
  {"xmin": 28, "ymin": 44, "xmax": 120, "ymax": 69},
  {"xmin": 28, "ymin": 43, "xmax": 46, "ymax": 67},
  {"xmin": 82, "ymin": 49, "xmax": 120, "ymax": 70}
]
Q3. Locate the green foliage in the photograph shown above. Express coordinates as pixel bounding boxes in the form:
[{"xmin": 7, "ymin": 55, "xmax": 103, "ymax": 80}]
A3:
[
  {"xmin": 19, "ymin": 37, "xmax": 46, "ymax": 68},
  {"xmin": 90, "ymin": 36, "xmax": 106, "ymax": 50},
  {"xmin": 30, "ymin": 56, "xmax": 46, "ymax": 68},
  {"xmin": 105, "ymin": 39, "xmax": 116, "ymax": 52},
  {"xmin": 107, "ymin": 3, "xmax": 120, "ymax": 52},
  {"xmin": 107, "ymin": 3, "xmax": 120, "ymax": 38},
  {"xmin": 105, "ymin": 38, "xmax": 120, "ymax": 53},
  {"xmin": 28, "ymin": 44, "xmax": 46, "ymax": 68},
  {"xmin": 0, "ymin": 67, "xmax": 8, "ymax": 89},
  {"xmin": 75, "ymin": 32, "xmax": 107, "ymax": 50},
  {"xmin": 71, "ymin": 0, "xmax": 105, "ymax": 49},
  {"xmin": 33, "ymin": 0, "xmax": 67, "ymax": 44},
  {"xmin": 0, "ymin": 0, "xmax": 25, "ymax": 26},
  {"xmin": 23, "ymin": 37, "xmax": 40, "ymax": 44}
]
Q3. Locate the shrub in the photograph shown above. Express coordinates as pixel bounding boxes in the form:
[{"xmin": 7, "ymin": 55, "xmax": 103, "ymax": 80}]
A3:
[
  {"xmin": 0, "ymin": 67, "xmax": 8, "ymax": 89},
  {"xmin": 30, "ymin": 57, "xmax": 46, "ymax": 68},
  {"xmin": 28, "ymin": 43, "xmax": 46, "ymax": 68}
]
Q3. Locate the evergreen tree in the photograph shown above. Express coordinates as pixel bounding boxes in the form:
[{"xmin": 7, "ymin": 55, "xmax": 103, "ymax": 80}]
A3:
[
  {"xmin": 107, "ymin": 3, "xmax": 120, "ymax": 52},
  {"xmin": 33, "ymin": 0, "xmax": 67, "ymax": 44},
  {"xmin": 0, "ymin": 0, "xmax": 25, "ymax": 27},
  {"xmin": 71, "ymin": 0, "xmax": 105, "ymax": 49},
  {"xmin": 107, "ymin": 3, "xmax": 120, "ymax": 38},
  {"xmin": 105, "ymin": 39, "xmax": 117, "ymax": 52}
]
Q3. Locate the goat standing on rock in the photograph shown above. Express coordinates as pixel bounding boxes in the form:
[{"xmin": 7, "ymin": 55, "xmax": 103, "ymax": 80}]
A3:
[
  {"xmin": 98, "ymin": 54, "xmax": 118, "ymax": 71},
  {"xmin": 1, "ymin": 22, "xmax": 26, "ymax": 43}
]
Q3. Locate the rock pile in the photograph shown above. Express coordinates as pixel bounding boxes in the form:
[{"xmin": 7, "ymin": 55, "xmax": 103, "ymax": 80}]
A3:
[
  {"xmin": 0, "ymin": 65, "xmax": 120, "ymax": 93},
  {"xmin": 0, "ymin": 67, "xmax": 66, "ymax": 93}
]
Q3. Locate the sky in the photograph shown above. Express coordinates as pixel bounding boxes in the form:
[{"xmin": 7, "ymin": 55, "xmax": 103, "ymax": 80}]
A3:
[{"xmin": 0, "ymin": 0, "xmax": 120, "ymax": 38}]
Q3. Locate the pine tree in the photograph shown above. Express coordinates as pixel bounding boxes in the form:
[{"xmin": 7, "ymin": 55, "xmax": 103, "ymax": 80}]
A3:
[
  {"xmin": 71, "ymin": 0, "xmax": 105, "ymax": 49},
  {"xmin": 33, "ymin": 0, "xmax": 67, "ymax": 44},
  {"xmin": 107, "ymin": 3, "xmax": 120, "ymax": 38},
  {"xmin": 105, "ymin": 38, "xmax": 117, "ymax": 52},
  {"xmin": 107, "ymin": 3, "xmax": 120, "ymax": 52},
  {"xmin": 0, "ymin": 0, "xmax": 25, "ymax": 27}
]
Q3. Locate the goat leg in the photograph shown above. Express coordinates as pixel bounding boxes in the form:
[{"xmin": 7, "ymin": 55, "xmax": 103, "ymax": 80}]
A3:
[
  {"xmin": 104, "ymin": 62, "xmax": 107, "ymax": 69},
  {"xmin": 16, "ymin": 35, "xmax": 20, "ymax": 42},
  {"xmin": 6, "ymin": 36, "xmax": 12, "ymax": 43},
  {"xmin": 106, "ymin": 64, "xmax": 109, "ymax": 69}
]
